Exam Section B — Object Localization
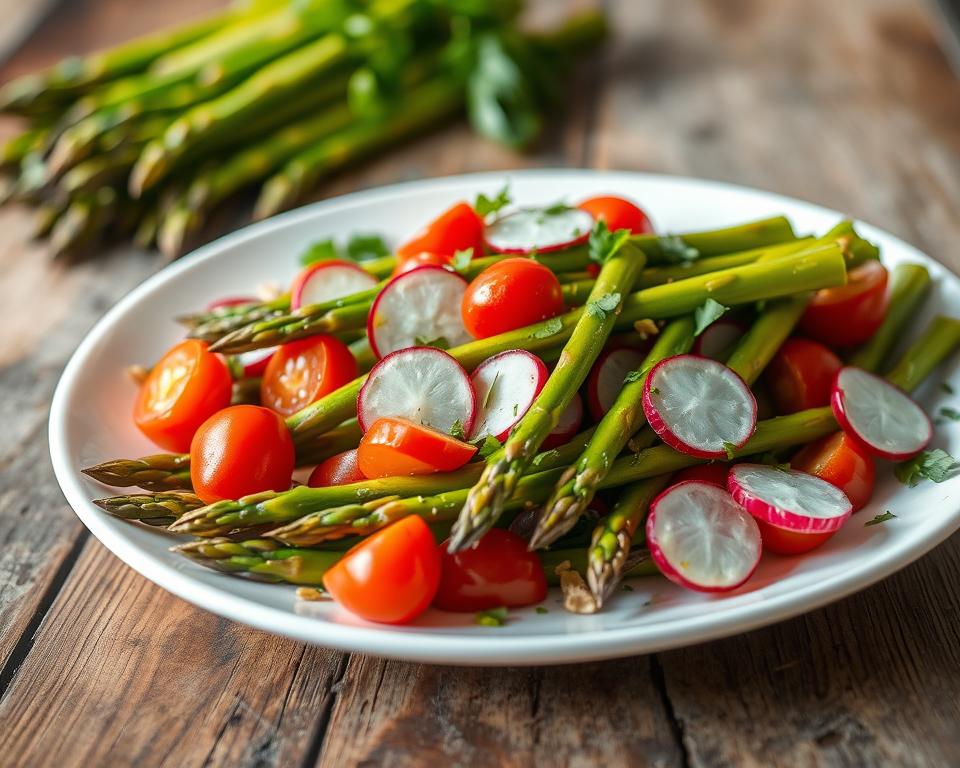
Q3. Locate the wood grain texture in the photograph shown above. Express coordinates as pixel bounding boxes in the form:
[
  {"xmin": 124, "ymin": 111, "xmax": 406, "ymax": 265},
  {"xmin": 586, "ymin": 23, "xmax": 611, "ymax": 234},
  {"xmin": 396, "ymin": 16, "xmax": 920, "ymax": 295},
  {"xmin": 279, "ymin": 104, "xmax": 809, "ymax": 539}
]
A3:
[{"xmin": 0, "ymin": 0, "xmax": 959, "ymax": 766}]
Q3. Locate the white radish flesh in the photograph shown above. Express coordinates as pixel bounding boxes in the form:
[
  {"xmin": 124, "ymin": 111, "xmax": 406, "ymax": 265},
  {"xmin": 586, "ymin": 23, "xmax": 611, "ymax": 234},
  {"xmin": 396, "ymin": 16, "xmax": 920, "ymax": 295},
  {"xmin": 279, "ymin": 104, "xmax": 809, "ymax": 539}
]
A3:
[
  {"xmin": 542, "ymin": 392, "xmax": 584, "ymax": 450},
  {"xmin": 291, "ymin": 260, "xmax": 378, "ymax": 309},
  {"xmin": 468, "ymin": 350, "xmax": 548, "ymax": 442},
  {"xmin": 587, "ymin": 347, "xmax": 646, "ymax": 420},
  {"xmin": 646, "ymin": 481, "xmax": 762, "ymax": 592},
  {"xmin": 357, "ymin": 347, "xmax": 477, "ymax": 434},
  {"xmin": 366, "ymin": 266, "xmax": 471, "ymax": 358},
  {"xmin": 484, "ymin": 207, "xmax": 594, "ymax": 254},
  {"xmin": 831, "ymin": 366, "xmax": 932, "ymax": 460},
  {"xmin": 642, "ymin": 355, "xmax": 757, "ymax": 459},
  {"xmin": 728, "ymin": 464, "xmax": 852, "ymax": 534},
  {"xmin": 692, "ymin": 319, "xmax": 745, "ymax": 361}
]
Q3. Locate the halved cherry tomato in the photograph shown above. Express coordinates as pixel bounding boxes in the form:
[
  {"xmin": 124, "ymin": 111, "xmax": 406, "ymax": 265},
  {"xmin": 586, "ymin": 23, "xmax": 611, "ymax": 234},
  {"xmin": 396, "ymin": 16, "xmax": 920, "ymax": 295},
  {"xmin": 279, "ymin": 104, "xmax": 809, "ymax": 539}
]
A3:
[
  {"xmin": 190, "ymin": 404, "xmax": 295, "ymax": 504},
  {"xmin": 434, "ymin": 529, "xmax": 547, "ymax": 612},
  {"xmin": 792, "ymin": 431, "xmax": 876, "ymax": 513},
  {"xmin": 462, "ymin": 258, "xmax": 565, "ymax": 339},
  {"xmin": 357, "ymin": 417, "xmax": 477, "ymax": 479},
  {"xmin": 323, "ymin": 515, "xmax": 441, "ymax": 624},
  {"xmin": 753, "ymin": 518, "xmax": 836, "ymax": 556},
  {"xmin": 672, "ymin": 463, "xmax": 730, "ymax": 488},
  {"xmin": 133, "ymin": 339, "xmax": 233, "ymax": 452},
  {"xmin": 392, "ymin": 251, "xmax": 451, "ymax": 277},
  {"xmin": 308, "ymin": 449, "xmax": 366, "ymax": 487},
  {"xmin": 764, "ymin": 338, "xmax": 842, "ymax": 414},
  {"xmin": 397, "ymin": 202, "xmax": 485, "ymax": 261},
  {"xmin": 800, "ymin": 261, "xmax": 889, "ymax": 347},
  {"xmin": 260, "ymin": 335, "xmax": 357, "ymax": 416},
  {"xmin": 577, "ymin": 195, "xmax": 654, "ymax": 235}
]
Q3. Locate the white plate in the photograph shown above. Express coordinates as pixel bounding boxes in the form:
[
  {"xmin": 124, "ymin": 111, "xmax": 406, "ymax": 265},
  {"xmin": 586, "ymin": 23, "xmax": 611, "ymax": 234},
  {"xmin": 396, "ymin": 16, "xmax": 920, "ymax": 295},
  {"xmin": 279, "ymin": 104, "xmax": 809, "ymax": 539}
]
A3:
[{"xmin": 49, "ymin": 170, "xmax": 960, "ymax": 666}]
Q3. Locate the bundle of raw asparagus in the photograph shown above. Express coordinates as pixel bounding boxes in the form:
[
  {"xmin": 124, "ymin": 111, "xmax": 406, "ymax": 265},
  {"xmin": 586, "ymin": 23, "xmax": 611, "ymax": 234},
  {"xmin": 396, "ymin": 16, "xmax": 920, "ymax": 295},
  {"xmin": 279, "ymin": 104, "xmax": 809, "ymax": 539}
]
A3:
[{"xmin": 0, "ymin": 0, "xmax": 604, "ymax": 259}]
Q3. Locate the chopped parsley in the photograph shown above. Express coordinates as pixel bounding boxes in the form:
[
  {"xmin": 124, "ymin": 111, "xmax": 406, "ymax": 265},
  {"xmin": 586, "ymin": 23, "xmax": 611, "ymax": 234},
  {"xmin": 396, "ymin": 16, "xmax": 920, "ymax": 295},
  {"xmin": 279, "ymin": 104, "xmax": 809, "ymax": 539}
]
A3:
[
  {"xmin": 693, "ymin": 298, "xmax": 729, "ymax": 336},
  {"xmin": 474, "ymin": 185, "xmax": 512, "ymax": 218},
  {"xmin": 894, "ymin": 449, "xmax": 958, "ymax": 487},
  {"xmin": 474, "ymin": 606, "xmax": 509, "ymax": 626},
  {"xmin": 864, "ymin": 511, "xmax": 897, "ymax": 527}
]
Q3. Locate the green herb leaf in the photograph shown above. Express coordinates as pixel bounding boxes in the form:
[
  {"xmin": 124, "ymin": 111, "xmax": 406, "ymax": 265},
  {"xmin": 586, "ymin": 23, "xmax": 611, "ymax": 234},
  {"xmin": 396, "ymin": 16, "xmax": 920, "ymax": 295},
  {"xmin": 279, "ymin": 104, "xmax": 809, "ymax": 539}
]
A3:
[
  {"xmin": 894, "ymin": 449, "xmax": 959, "ymax": 487},
  {"xmin": 531, "ymin": 317, "xmax": 564, "ymax": 339},
  {"xmin": 942, "ymin": 382, "xmax": 956, "ymax": 395},
  {"xmin": 512, "ymin": 403, "xmax": 519, "ymax": 416},
  {"xmin": 482, "ymin": 371, "xmax": 501, "ymax": 411},
  {"xmin": 474, "ymin": 434, "xmax": 502, "ymax": 459},
  {"xmin": 535, "ymin": 606, "xmax": 548, "ymax": 614},
  {"xmin": 474, "ymin": 186, "xmax": 512, "ymax": 218},
  {"xmin": 694, "ymin": 298, "xmax": 729, "ymax": 336},
  {"xmin": 864, "ymin": 511, "xmax": 897, "ymax": 527},
  {"xmin": 723, "ymin": 441, "xmax": 738, "ymax": 460},
  {"xmin": 450, "ymin": 248, "xmax": 474, "ymax": 273},
  {"xmin": 450, "ymin": 419, "xmax": 466, "ymax": 440},
  {"xmin": 474, "ymin": 606, "xmax": 509, "ymax": 626},
  {"xmin": 542, "ymin": 201, "xmax": 572, "ymax": 216},
  {"xmin": 346, "ymin": 233, "xmax": 390, "ymax": 261},
  {"xmin": 623, "ymin": 370, "xmax": 643, "ymax": 385},
  {"xmin": 588, "ymin": 219, "xmax": 631, "ymax": 265},
  {"xmin": 532, "ymin": 449, "xmax": 559, "ymax": 468},
  {"xmin": 300, "ymin": 238, "xmax": 339, "ymax": 265},
  {"xmin": 648, "ymin": 386, "xmax": 660, "ymax": 395},
  {"xmin": 939, "ymin": 407, "xmax": 960, "ymax": 422},
  {"xmin": 586, "ymin": 291, "xmax": 622, "ymax": 321},
  {"xmin": 414, "ymin": 335, "xmax": 449, "ymax": 350},
  {"xmin": 658, "ymin": 235, "xmax": 700, "ymax": 264}
]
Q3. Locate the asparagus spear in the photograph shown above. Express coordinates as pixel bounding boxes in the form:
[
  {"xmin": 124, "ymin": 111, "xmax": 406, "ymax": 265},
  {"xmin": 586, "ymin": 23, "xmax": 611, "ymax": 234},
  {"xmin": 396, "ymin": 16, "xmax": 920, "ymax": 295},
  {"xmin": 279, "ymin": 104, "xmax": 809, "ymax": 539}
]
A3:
[
  {"xmin": 286, "ymin": 243, "xmax": 848, "ymax": 445},
  {"xmin": 0, "ymin": 126, "xmax": 49, "ymax": 170},
  {"xmin": 49, "ymin": 187, "xmax": 118, "ymax": 258},
  {"xmin": 60, "ymin": 145, "xmax": 142, "ymax": 196},
  {"xmin": 632, "ymin": 216, "xmax": 797, "ymax": 265},
  {"xmin": 886, "ymin": 315, "xmax": 960, "ymax": 391},
  {"xmin": 449, "ymin": 239, "xmax": 648, "ymax": 551},
  {"xmin": 530, "ymin": 317, "xmax": 696, "ymax": 549},
  {"xmin": 83, "ymin": 453, "xmax": 192, "ymax": 492},
  {"xmin": 93, "ymin": 491, "xmax": 204, "ymax": 526}
]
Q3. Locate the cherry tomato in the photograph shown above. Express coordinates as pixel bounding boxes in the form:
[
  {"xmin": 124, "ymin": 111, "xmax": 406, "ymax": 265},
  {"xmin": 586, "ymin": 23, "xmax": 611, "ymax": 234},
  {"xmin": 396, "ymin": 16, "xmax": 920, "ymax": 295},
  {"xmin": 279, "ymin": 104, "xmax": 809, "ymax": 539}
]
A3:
[
  {"xmin": 357, "ymin": 417, "xmax": 477, "ymax": 479},
  {"xmin": 764, "ymin": 338, "xmax": 842, "ymax": 414},
  {"xmin": 577, "ymin": 195, "xmax": 654, "ymax": 235},
  {"xmin": 462, "ymin": 258, "xmax": 565, "ymax": 339},
  {"xmin": 260, "ymin": 335, "xmax": 357, "ymax": 416},
  {"xmin": 672, "ymin": 463, "xmax": 730, "ymax": 487},
  {"xmin": 800, "ymin": 261, "xmax": 889, "ymax": 347},
  {"xmin": 308, "ymin": 449, "xmax": 366, "ymax": 487},
  {"xmin": 323, "ymin": 515, "xmax": 441, "ymax": 624},
  {"xmin": 392, "ymin": 251, "xmax": 452, "ymax": 277},
  {"xmin": 189, "ymin": 405, "xmax": 295, "ymax": 504},
  {"xmin": 434, "ymin": 529, "xmax": 547, "ymax": 612},
  {"xmin": 397, "ymin": 202, "xmax": 485, "ymax": 261},
  {"xmin": 792, "ymin": 431, "xmax": 876, "ymax": 513},
  {"xmin": 133, "ymin": 339, "xmax": 233, "ymax": 452},
  {"xmin": 752, "ymin": 517, "xmax": 837, "ymax": 556}
]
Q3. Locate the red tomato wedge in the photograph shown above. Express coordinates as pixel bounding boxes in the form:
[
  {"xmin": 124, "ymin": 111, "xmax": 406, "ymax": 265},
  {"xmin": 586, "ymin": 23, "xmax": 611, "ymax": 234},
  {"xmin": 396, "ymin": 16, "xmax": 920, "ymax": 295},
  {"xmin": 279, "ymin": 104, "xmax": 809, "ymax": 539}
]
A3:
[
  {"xmin": 260, "ymin": 335, "xmax": 357, "ymax": 417},
  {"xmin": 435, "ymin": 529, "xmax": 547, "ymax": 612},
  {"xmin": 792, "ymin": 432, "xmax": 876, "ymax": 513},
  {"xmin": 577, "ymin": 195, "xmax": 654, "ymax": 235},
  {"xmin": 462, "ymin": 257, "xmax": 565, "ymax": 339},
  {"xmin": 397, "ymin": 202, "xmax": 485, "ymax": 261},
  {"xmin": 323, "ymin": 516, "xmax": 441, "ymax": 625},
  {"xmin": 190, "ymin": 405, "xmax": 295, "ymax": 504},
  {"xmin": 800, "ymin": 261, "xmax": 889, "ymax": 347},
  {"xmin": 764, "ymin": 338, "xmax": 842, "ymax": 414},
  {"xmin": 357, "ymin": 417, "xmax": 477, "ymax": 479},
  {"xmin": 134, "ymin": 339, "xmax": 233, "ymax": 452},
  {"xmin": 308, "ymin": 449, "xmax": 367, "ymax": 487}
]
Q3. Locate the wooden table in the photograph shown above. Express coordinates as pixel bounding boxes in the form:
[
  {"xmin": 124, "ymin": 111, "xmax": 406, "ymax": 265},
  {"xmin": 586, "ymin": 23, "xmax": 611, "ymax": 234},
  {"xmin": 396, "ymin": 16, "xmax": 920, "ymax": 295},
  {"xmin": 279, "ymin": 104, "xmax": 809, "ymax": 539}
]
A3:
[{"xmin": 1, "ymin": 0, "xmax": 960, "ymax": 765}]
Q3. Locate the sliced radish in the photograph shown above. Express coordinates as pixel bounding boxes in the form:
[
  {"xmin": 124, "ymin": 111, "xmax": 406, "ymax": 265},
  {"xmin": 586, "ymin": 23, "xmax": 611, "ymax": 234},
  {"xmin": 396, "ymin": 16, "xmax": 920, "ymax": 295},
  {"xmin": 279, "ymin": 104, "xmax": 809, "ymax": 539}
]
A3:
[
  {"xmin": 727, "ymin": 464, "xmax": 852, "ymax": 552},
  {"xmin": 831, "ymin": 366, "xmax": 932, "ymax": 460},
  {"xmin": 357, "ymin": 347, "xmax": 477, "ymax": 434},
  {"xmin": 367, "ymin": 265, "xmax": 472, "ymax": 359},
  {"xmin": 541, "ymin": 392, "xmax": 584, "ymax": 450},
  {"xmin": 646, "ymin": 481, "xmax": 762, "ymax": 592},
  {"xmin": 484, "ymin": 206, "xmax": 594, "ymax": 255},
  {"xmin": 586, "ymin": 346, "xmax": 646, "ymax": 421},
  {"xmin": 290, "ymin": 259, "xmax": 379, "ymax": 310},
  {"xmin": 692, "ymin": 319, "xmax": 746, "ymax": 361},
  {"xmin": 643, "ymin": 355, "xmax": 757, "ymax": 459},
  {"xmin": 468, "ymin": 350, "xmax": 548, "ymax": 442}
]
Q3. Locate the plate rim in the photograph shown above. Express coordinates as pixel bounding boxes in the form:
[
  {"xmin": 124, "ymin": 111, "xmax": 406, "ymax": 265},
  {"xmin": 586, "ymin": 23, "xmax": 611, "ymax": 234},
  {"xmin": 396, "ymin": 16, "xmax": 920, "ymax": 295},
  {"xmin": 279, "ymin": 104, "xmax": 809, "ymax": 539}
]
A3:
[{"xmin": 48, "ymin": 168, "xmax": 960, "ymax": 666}]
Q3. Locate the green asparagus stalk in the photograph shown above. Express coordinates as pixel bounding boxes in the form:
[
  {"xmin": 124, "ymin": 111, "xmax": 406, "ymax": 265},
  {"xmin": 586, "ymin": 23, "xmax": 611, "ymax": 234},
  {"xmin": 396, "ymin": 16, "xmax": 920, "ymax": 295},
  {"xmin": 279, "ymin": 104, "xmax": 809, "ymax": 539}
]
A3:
[
  {"xmin": 724, "ymin": 295, "xmax": 810, "ymax": 384},
  {"xmin": 83, "ymin": 453, "xmax": 192, "ymax": 492},
  {"xmin": 93, "ymin": 491, "xmax": 204, "ymax": 526},
  {"xmin": 60, "ymin": 146, "xmax": 142, "ymax": 196},
  {"xmin": 848, "ymin": 264, "xmax": 931, "ymax": 372},
  {"xmin": 49, "ymin": 187, "xmax": 118, "ymax": 258},
  {"xmin": 886, "ymin": 315, "xmax": 960, "ymax": 392},
  {"xmin": 32, "ymin": 199, "xmax": 68, "ymax": 240},
  {"xmin": 0, "ymin": 126, "xmax": 49, "ymax": 169},
  {"xmin": 529, "ymin": 317, "xmax": 696, "ymax": 550},
  {"xmin": 286, "ymin": 243, "xmax": 847, "ymax": 445},
  {"xmin": 632, "ymin": 216, "xmax": 797, "ymax": 265},
  {"xmin": 448, "ymin": 240, "xmax": 647, "ymax": 551}
]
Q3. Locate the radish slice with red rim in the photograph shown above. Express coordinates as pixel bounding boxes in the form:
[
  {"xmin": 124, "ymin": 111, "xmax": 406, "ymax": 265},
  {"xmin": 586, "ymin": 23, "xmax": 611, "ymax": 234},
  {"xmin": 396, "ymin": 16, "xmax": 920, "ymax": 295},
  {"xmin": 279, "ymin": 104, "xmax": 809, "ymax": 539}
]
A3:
[
  {"xmin": 587, "ymin": 347, "xmax": 646, "ymax": 420},
  {"xmin": 290, "ymin": 259, "xmax": 379, "ymax": 310},
  {"xmin": 468, "ymin": 350, "xmax": 548, "ymax": 442},
  {"xmin": 692, "ymin": 319, "xmax": 746, "ymax": 361},
  {"xmin": 727, "ymin": 464, "xmax": 852, "ymax": 535},
  {"xmin": 542, "ymin": 392, "xmax": 584, "ymax": 450},
  {"xmin": 642, "ymin": 355, "xmax": 757, "ymax": 459},
  {"xmin": 484, "ymin": 206, "xmax": 594, "ymax": 255},
  {"xmin": 831, "ymin": 366, "xmax": 932, "ymax": 460},
  {"xmin": 646, "ymin": 481, "xmax": 762, "ymax": 592},
  {"xmin": 367, "ymin": 265, "xmax": 471, "ymax": 358},
  {"xmin": 357, "ymin": 347, "xmax": 477, "ymax": 434}
]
